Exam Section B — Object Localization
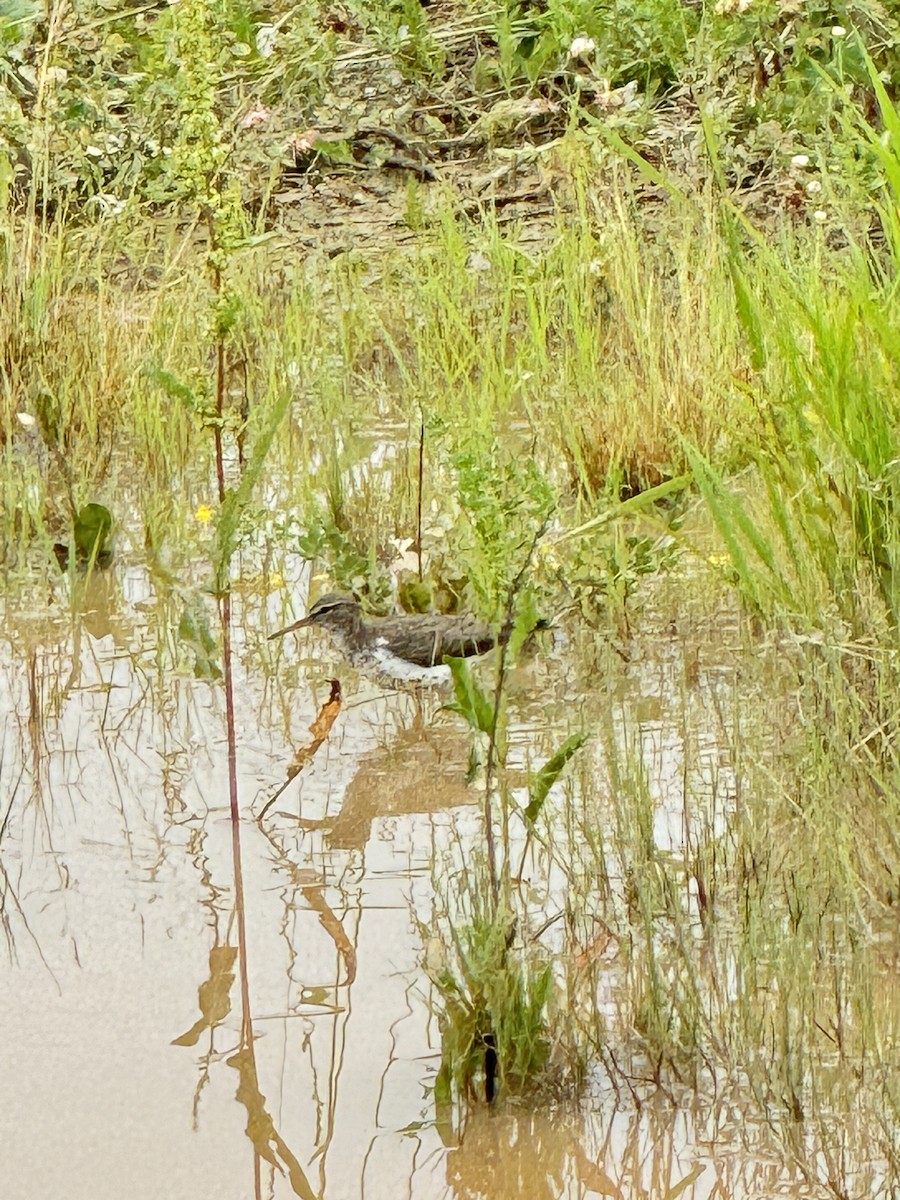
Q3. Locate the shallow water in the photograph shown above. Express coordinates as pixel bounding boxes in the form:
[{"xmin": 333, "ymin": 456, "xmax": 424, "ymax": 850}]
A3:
[{"xmin": 0, "ymin": 557, "xmax": 890, "ymax": 1199}]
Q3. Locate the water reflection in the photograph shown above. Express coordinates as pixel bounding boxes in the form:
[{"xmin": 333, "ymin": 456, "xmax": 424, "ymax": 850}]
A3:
[
  {"xmin": 0, "ymin": 573, "xmax": 889, "ymax": 1200},
  {"xmin": 445, "ymin": 1109, "xmax": 625, "ymax": 1199}
]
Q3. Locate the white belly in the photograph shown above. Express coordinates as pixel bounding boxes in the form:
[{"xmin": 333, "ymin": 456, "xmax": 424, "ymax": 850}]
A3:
[{"xmin": 365, "ymin": 642, "xmax": 453, "ymax": 687}]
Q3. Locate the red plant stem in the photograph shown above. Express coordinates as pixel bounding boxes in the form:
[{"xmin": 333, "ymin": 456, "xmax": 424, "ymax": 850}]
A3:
[{"xmin": 210, "ymin": 249, "xmax": 254, "ymax": 1054}]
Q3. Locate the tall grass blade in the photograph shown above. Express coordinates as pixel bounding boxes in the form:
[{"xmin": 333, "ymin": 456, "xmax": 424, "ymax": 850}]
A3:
[{"xmin": 684, "ymin": 443, "xmax": 790, "ymax": 609}]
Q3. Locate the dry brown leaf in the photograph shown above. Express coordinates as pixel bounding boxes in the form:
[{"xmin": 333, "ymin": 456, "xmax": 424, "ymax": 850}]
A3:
[
  {"xmin": 574, "ymin": 919, "xmax": 618, "ymax": 966},
  {"xmin": 303, "ymin": 884, "xmax": 357, "ymax": 984},
  {"xmin": 288, "ymin": 679, "xmax": 342, "ymax": 777}
]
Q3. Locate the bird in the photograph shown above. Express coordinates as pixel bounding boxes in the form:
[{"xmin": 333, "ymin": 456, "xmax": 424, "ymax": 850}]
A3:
[{"xmin": 268, "ymin": 592, "xmax": 514, "ymax": 688}]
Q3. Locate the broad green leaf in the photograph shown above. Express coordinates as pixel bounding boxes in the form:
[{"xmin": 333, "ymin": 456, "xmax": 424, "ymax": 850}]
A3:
[
  {"xmin": 524, "ymin": 732, "xmax": 588, "ymax": 825},
  {"xmin": 178, "ymin": 597, "xmax": 222, "ymax": 680},
  {"xmin": 313, "ymin": 137, "xmax": 354, "ymax": 165},
  {"xmin": 445, "ymin": 655, "xmax": 494, "ymax": 734},
  {"xmin": 73, "ymin": 503, "xmax": 113, "ymax": 562},
  {"xmin": 507, "ymin": 590, "xmax": 539, "ymax": 665}
]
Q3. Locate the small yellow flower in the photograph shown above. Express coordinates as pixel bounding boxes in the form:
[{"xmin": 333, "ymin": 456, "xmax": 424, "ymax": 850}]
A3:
[
  {"xmin": 269, "ymin": 572, "xmax": 285, "ymax": 590},
  {"xmin": 194, "ymin": 503, "xmax": 215, "ymax": 523},
  {"xmin": 707, "ymin": 553, "xmax": 731, "ymax": 569},
  {"xmin": 540, "ymin": 545, "xmax": 561, "ymax": 570}
]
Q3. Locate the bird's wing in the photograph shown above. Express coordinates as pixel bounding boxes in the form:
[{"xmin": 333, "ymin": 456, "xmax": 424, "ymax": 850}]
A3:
[
  {"xmin": 434, "ymin": 618, "xmax": 498, "ymax": 663},
  {"xmin": 373, "ymin": 615, "xmax": 498, "ymax": 667}
]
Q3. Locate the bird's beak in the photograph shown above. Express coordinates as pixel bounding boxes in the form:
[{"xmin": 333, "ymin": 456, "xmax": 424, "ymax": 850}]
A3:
[{"xmin": 268, "ymin": 615, "xmax": 313, "ymax": 640}]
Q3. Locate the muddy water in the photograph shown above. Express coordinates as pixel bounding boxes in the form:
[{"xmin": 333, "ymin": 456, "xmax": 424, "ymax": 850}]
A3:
[{"xmin": 0, "ymin": 564, "xmax": 860, "ymax": 1199}]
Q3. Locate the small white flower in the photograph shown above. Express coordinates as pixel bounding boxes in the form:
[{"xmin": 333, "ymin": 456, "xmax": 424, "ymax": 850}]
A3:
[
  {"xmin": 791, "ymin": 153, "xmax": 810, "ymax": 169},
  {"xmin": 96, "ymin": 193, "xmax": 126, "ymax": 217},
  {"xmin": 831, "ymin": 25, "xmax": 847, "ymax": 38},
  {"xmin": 569, "ymin": 36, "xmax": 596, "ymax": 60},
  {"xmin": 389, "ymin": 537, "xmax": 420, "ymax": 575},
  {"xmin": 256, "ymin": 23, "xmax": 277, "ymax": 58},
  {"xmin": 15, "ymin": 412, "xmax": 35, "ymax": 427},
  {"xmin": 806, "ymin": 179, "xmax": 822, "ymax": 195},
  {"xmin": 813, "ymin": 210, "xmax": 827, "ymax": 222},
  {"xmin": 618, "ymin": 80, "xmax": 639, "ymax": 108}
]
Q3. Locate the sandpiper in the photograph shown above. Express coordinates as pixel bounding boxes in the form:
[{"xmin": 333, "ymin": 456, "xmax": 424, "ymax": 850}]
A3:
[{"xmin": 268, "ymin": 593, "xmax": 509, "ymax": 687}]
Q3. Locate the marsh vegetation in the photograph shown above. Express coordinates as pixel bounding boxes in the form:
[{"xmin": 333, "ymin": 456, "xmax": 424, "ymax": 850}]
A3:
[{"xmin": 3, "ymin": 1, "xmax": 900, "ymax": 1197}]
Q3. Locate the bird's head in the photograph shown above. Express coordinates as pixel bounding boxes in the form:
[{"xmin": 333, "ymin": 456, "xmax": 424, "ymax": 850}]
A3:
[{"xmin": 268, "ymin": 593, "xmax": 362, "ymax": 641}]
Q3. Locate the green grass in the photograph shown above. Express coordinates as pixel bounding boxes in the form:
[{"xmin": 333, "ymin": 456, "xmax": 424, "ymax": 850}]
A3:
[
  {"xmin": 5, "ymin": 3, "xmax": 900, "ymax": 1187},
  {"xmin": 423, "ymin": 871, "xmax": 560, "ymax": 1108}
]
